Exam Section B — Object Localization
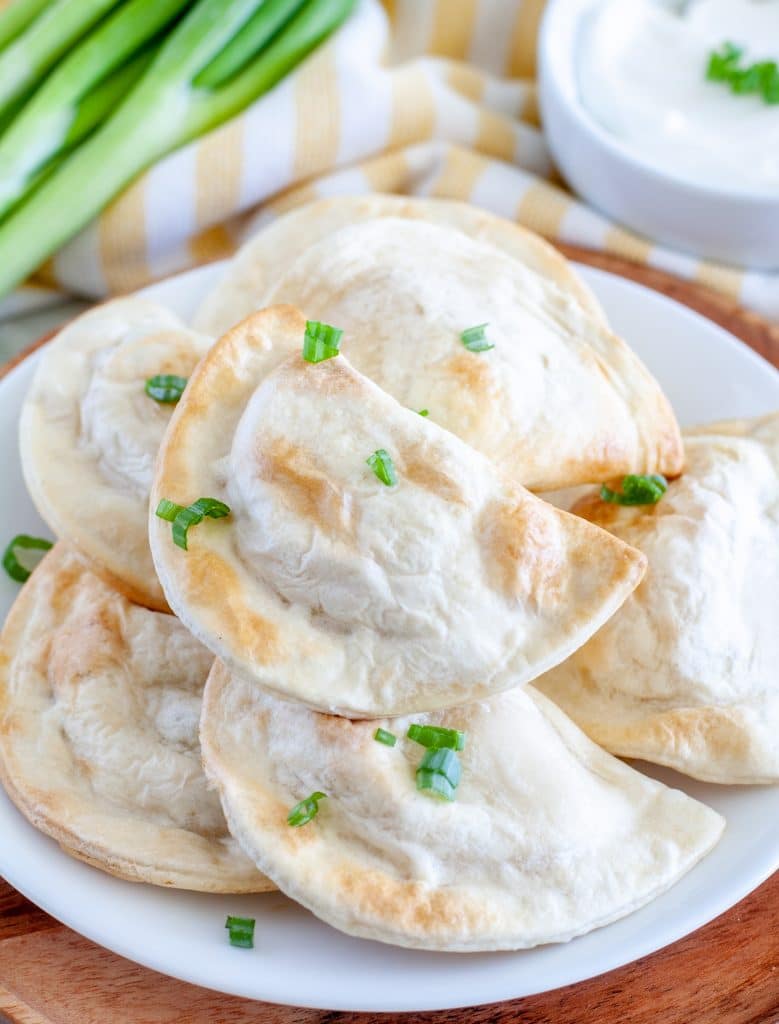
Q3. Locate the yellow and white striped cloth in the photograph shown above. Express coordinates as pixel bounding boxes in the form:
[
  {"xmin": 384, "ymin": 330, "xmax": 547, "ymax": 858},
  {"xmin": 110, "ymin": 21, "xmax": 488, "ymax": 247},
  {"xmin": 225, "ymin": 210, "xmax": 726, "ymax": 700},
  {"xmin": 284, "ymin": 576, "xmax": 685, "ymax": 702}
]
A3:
[{"xmin": 6, "ymin": 0, "xmax": 778, "ymax": 322}]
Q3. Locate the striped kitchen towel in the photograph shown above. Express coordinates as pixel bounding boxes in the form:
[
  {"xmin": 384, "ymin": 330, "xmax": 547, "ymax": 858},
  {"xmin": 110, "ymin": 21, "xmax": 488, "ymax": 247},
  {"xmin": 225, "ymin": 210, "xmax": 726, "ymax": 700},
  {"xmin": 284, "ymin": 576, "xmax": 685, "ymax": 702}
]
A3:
[{"xmin": 4, "ymin": 0, "xmax": 776, "ymax": 322}]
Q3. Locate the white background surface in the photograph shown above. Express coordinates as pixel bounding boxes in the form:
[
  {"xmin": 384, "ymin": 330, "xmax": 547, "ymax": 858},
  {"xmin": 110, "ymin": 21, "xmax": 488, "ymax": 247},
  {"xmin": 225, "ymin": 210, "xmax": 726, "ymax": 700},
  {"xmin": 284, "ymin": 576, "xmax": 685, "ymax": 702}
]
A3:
[{"xmin": 0, "ymin": 264, "xmax": 778, "ymax": 1011}]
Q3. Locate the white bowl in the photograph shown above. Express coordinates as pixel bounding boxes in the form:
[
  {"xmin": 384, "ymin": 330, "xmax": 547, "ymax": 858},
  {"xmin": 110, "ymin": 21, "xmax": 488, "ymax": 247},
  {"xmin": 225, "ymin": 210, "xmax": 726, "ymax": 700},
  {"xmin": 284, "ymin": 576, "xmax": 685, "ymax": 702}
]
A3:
[{"xmin": 539, "ymin": 0, "xmax": 779, "ymax": 270}]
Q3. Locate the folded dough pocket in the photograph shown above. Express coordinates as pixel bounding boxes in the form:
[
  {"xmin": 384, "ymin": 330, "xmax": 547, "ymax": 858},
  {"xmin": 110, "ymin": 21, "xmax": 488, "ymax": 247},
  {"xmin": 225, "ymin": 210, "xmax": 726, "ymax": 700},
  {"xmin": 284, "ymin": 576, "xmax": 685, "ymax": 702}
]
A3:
[
  {"xmin": 195, "ymin": 195, "xmax": 683, "ymax": 491},
  {"xmin": 537, "ymin": 412, "xmax": 779, "ymax": 784},
  {"xmin": 195, "ymin": 194, "xmax": 608, "ymax": 334},
  {"xmin": 0, "ymin": 545, "xmax": 270, "ymax": 893},
  {"xmin": 20, "ymin": 297, "xmax": 212, "ymax": 611},
  {"xmin": 199, "ymin": 662, "xmax": 724, "ymax": 951},
  {"xmin": 151, "ymin": 306, "xmax": 646, "ymax": 717}
]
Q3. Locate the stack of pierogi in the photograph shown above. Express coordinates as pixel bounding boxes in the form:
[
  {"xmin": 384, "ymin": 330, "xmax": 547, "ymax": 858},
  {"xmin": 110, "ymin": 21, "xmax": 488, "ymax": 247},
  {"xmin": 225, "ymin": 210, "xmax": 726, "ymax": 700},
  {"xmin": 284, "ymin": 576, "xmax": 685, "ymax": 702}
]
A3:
[{"xmin": 2, "ymin": 195, "xmax": 777, "ymax": 952}]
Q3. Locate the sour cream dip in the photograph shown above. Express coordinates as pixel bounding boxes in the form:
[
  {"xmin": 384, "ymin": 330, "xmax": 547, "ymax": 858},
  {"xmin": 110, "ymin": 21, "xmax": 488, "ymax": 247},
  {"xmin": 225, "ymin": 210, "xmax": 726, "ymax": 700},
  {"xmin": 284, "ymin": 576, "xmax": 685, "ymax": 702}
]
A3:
[{"xmin": 577, "ymin": 0, "xmax": 779, "ymax": 192}]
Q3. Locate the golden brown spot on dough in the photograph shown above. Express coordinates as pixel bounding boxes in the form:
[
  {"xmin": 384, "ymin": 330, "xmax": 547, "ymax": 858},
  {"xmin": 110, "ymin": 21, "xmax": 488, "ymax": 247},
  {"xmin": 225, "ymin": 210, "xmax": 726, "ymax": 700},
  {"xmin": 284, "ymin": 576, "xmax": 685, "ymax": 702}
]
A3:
[
  {"xmin": 255, "ymin": 440, "xmax": 356, "ymax": 541},
  {"xmin": 41, "ymin": 559, "xmax": 130, "ymax": 691},
  {"xmin": 279, "ymin": 807, "xmax": 321, "ymax": 850},
  {"xmin": 0, "ymin": 710, "xmax": 23, "ymax": 738},
  {"xmin": 46, "ymin": 555, "xmax": 88, "ymax": 616},
  {"xmin": 514, "ymin": 435, "xmax": 634, "ymax": 492},
  {"xmin": 248, "ymin": 778, "xmax": 318, "ymax": 849},
  {"xmin": 573, "ymin": 488, "xmax": 668, "ymax": 539},
  {"xmin": 572, "ymin": 491, "xmax": 625, "ymax": 530},
  {"xmin": 277, "ymin": 353, "xmax": 364, "ymax": 399},
  {"xmin": 107, "ymin": 331, "xmax": 203, "ymax": 383},
  {"xmin": 147, "ymin": 337, "xmax": 203, "ymax": 375},
  {"xmin": 49, "ymin": 601, "xmax": 126, "ymax": 690},
  {"xmin": 478, "ymin": 497, "xmax": 568, "ymax": 608},
  {"xmin": 186, "ymin": 550, "xmax": 279, "ymax": 663},
  {"xmin": 396, "ymin": 441, "xmax": 467, "ymax": 505},
  {"xmin": 315, "ymin": 712, "xmax": 373, "ymax": 752},
  {"xmin": 444, "ymin": 351, "xmax": 493, "ymax": 395},
  {"xmin": 332, "ymin": 865, "xmax": 487, "ymax": 937}
]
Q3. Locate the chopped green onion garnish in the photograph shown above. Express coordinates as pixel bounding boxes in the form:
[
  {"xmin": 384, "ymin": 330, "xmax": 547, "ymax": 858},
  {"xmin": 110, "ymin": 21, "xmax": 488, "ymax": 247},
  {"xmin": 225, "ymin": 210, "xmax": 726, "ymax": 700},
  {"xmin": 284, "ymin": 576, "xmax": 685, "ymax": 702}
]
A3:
[
  {"xmin": 189, "ymin": 497, "xmax": 231, "ymax": 519},
  {"xmin": 765, "ymin": 68, "xmax": 779, "ymax": 104},
  {"xmin": 706, "ymin": 41, "xmax": 743, "ymax": 81},
  {"xmin": 171, "ymin": 506, "xmax": 204, "ymax": 550},
  {"xmin": 416, "ymin": 747, "xmax": 462, "ymax": 801},
  {"xmin": 145, "ymin": 374, "xmax": 187, "ymax": 403},
  {"xmin": 2, "ymin": 534, "xmax": 52, "ymax": 583},
  {"xmin": 706, "ymin": 42, "xmax": 779, "ymax": 104},
  {"xmin": 155, "ymin": 498, "xmax": 184, "ymax": 522},
  {"xmin": 416, "ymin": 770, "xmax": 457, "ymax": 801},
  {"xmin": 418, "ymin": 408, "xmax": 429, "ymax": 417},
  {"xmin": 600, "ymin": 474, "xmax": 668, "ymax": 507},
  {"xmin": 374, "ymin": 728, "xmax": 397, "ymax": 747},
  {"xmin": 303, "ymin": 320, "xmax": 343, "ymax": 363},
  {"xmin": 407, "ymin": 724, "xmax": 466, "ymax": 751},
  {"xmin": 419, "ymin": 747, "xmax": 462, "ymax": 785},
  {"xmin": 460, "ymin": 323, "xmax": 494, "ymax": 353},
  {"xmin": 287, "ymin": 791, "xmax": 326, "ymax": 827},
  {"xmin": 225, "ymin": 915, "xmax": 255, "ymax": 949},
  {"xmin": 366, "ymin": 449, "xmax": 397, "ymax": 487},
  {"xmin": 155, "ymin": 496, "xmax": 230, "ymax": 550}
]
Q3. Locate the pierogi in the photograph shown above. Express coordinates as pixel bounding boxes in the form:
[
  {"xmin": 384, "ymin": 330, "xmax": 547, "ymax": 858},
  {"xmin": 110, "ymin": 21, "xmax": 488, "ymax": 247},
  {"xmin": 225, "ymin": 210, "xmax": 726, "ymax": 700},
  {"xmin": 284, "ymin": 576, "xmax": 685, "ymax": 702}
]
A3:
[
  {"xmin": 199, "ymin": 660, "xmax": 724, "ymax": 951},
  {"xmin": 0, "ymin": 545, "xmax": 271, "ymax": 892},
  {"xmin": 20, "ymin": 297, "xmax": 212, "ymax": 610},
  {"xmin": 195, "ymin": 193, "xmax": 608, "ymax": 334},
  {"xmin": 150, "ymin": 305, "xmax": 647, "ymax": 718},
  {"xmin": 537, "ymin": 413, "xmax": 779, "ymax": 784},
  {"xmin": 194, "ymin": 195, "xmax": 683, "ymax": 491}
]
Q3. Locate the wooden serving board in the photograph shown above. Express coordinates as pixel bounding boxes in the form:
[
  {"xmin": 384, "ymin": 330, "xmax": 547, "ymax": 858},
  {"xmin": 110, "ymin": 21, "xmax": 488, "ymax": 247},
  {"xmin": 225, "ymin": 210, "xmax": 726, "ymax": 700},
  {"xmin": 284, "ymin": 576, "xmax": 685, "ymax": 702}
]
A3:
[{"xmin": 1, "ymin": 250, "xmax": 778, "ymax": 1024}]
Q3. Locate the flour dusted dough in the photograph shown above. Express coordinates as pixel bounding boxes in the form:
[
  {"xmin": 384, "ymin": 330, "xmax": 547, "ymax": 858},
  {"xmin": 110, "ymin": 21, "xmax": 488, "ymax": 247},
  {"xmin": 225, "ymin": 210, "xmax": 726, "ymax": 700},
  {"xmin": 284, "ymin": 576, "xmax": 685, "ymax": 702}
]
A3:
[
  {"xmin": 537, "ymin": 412, "xmax": 779, "ymax": 784},
  {"xmin": 151, "ymin": 305, "xmax": 646, "ymax": 717},
  {"xmin": 200, "ymin": 661, "xmax": 723, "ymax": 951},
  {"xmin": 20, "ymin": 298, "xmax": 212, "ymax": 610},
  {"xmin": 0, "ymin": 545, "xmax": 271, "ymax": 891}
]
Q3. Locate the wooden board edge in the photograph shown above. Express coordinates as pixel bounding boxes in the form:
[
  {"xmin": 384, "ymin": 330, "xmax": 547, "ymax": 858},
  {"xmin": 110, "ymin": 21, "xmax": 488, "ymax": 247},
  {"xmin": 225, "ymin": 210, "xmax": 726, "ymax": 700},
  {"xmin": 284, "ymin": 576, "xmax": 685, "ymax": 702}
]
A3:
[
  {"xmin": 557, "ymin": 244, "xmax": 779, "ymax": 369},
  {"xmin": 0, "ymin": 985, "xmax": 51, "ymax": 1024}
]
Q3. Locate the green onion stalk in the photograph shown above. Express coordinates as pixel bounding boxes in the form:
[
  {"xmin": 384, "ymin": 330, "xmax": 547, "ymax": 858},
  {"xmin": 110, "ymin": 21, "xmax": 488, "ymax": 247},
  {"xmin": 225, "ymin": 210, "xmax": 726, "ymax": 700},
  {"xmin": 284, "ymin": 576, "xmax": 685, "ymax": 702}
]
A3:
[
  {"xmin": 0, "ymin": 0, "xmax": 52, "ymax": 51},
  {"xmin": 0, "ymin": 0, "xmax": 127, "ymax": 121},
  {"xmin": 0, "ymin": 0, "xmax": 354, "ymax": 297},
  {"xmin": 0, "ymin": 50, "xmax": 160, "ymax": 222},
  {"xmin": 0, "ymin": 0, "xmax": 192, "ymax": 222}
]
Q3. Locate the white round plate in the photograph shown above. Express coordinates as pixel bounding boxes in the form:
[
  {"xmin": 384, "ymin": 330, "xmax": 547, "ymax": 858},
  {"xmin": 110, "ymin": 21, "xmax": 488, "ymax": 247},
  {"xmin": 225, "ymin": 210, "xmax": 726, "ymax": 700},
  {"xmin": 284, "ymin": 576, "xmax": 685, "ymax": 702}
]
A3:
[{"xmin": 1, "ymin": 265, "xmax": 778, "ymax": 1012}]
